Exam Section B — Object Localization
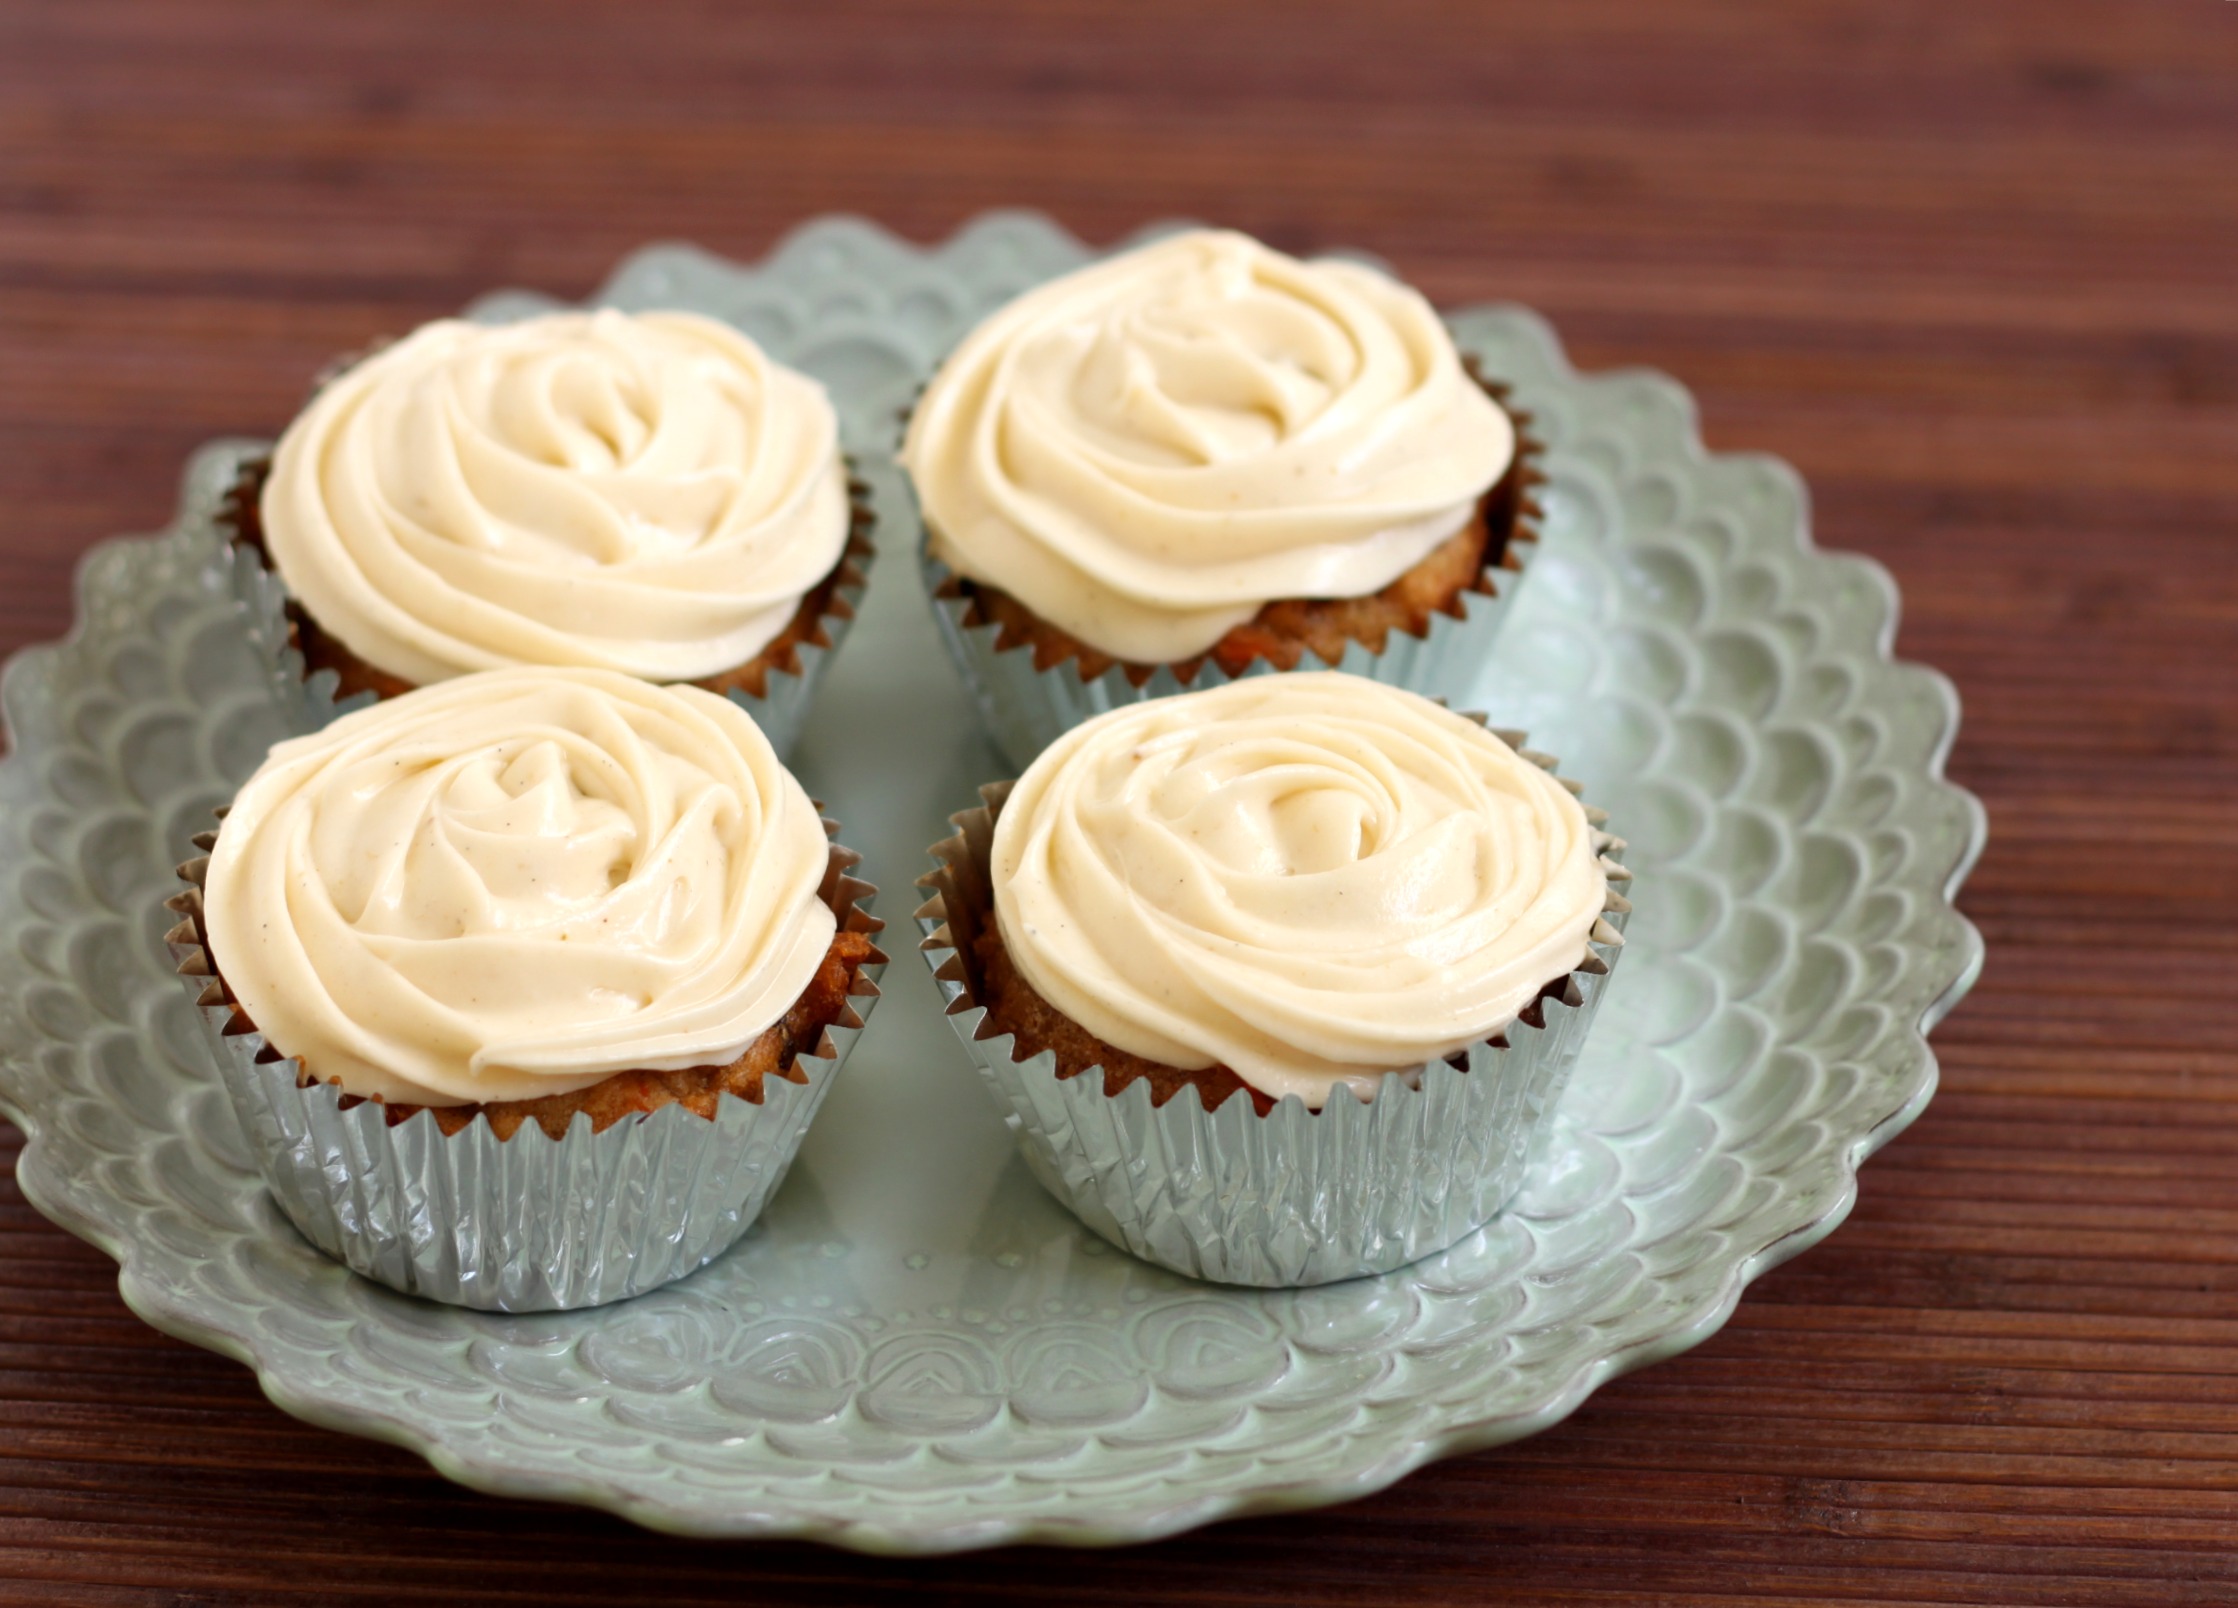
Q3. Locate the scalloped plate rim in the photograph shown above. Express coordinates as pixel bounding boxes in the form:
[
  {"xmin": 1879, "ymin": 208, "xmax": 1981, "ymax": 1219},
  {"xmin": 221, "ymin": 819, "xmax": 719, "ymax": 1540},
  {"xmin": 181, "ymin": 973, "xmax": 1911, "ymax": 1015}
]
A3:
[{"xmin": 0, "ymin": 213, "xmax": 1988, "ymax": 1554}]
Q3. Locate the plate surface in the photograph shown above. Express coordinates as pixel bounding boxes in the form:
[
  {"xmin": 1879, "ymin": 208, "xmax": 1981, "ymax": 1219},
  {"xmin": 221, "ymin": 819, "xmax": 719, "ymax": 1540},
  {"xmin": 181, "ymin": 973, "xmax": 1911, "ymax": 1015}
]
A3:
[{"xmin": 0, "ymin": 213, "xmax": 1985, "ymax": 1553}]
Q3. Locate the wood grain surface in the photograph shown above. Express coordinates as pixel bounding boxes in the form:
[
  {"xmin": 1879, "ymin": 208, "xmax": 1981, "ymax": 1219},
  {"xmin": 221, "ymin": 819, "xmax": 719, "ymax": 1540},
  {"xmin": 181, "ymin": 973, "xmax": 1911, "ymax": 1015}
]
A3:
[{"xmin": 3, "ymin": 1, "xmax": 2236, "ymax": 1601}]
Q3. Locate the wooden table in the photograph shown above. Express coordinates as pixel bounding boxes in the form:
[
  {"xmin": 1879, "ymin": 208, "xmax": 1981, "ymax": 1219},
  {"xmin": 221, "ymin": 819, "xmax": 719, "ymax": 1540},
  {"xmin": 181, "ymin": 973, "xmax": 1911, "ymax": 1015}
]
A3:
[{"xmin": 3, "ymin": 2, "xmax": 2234, "ymax": 1601}]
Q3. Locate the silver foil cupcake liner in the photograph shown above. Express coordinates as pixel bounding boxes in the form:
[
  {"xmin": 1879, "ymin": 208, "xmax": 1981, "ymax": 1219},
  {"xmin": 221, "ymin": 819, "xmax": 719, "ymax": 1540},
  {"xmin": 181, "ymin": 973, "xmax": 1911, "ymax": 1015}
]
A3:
[
  {"xmin": 915, "ymin": 738, "xmax": 1630, "ymax": 1288},
  {"xmin": 219, "ymin": 452, "xmax": 877, "ymax": 760},
  {"xmin": 165, "ymin": 822, "xmax": 885, "ymax": 1313},
  {"xmin": 916, "ymin": 372, "xmax": 1543, "ymax": 771},
  {"xmin": 710, "ymin": 472, "xmax": 875, "ymax": 759}
]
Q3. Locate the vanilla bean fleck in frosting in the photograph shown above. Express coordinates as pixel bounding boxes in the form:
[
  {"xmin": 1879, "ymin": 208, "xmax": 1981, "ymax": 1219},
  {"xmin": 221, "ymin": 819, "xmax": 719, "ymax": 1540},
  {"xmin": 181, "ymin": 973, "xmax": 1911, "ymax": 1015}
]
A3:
[
  {"xmin": 902, "ymin": 229, "xmax": 1514, "ymax": 663},
  {"xmin": 991, "ymin": 673, "xmax": 1607, "ymax": 1109},
  {"xmin": 202, "ymin": 668, "xmax": 837, "ymax": 1106},
  {"xmin": 261, "ymin": 309, "xmax": 849, "ymax": 685}
]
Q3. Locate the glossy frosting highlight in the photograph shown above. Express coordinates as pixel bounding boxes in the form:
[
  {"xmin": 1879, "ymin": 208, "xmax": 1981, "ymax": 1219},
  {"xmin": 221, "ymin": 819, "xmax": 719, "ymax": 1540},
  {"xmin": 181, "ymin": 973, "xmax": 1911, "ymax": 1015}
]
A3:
[
  {"xmin": 903, "ymin": 229, "xmax": 1513, "ymax": 662},
  {"xmin": 262, "ymin": 309, "xmax": 849, "ymax": 684},
  {"xmin": 203, "ymin": 668, "xmax": 837, "ymax": 1106},
  {"xmin": 991, "ymin": 673, "xmax": 1607, "ymax": 1108}
]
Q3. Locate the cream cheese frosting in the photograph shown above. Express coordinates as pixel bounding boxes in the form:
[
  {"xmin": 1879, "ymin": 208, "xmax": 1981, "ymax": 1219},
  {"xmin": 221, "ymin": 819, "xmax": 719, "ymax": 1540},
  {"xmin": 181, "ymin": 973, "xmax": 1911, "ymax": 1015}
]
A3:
[
  {"xmin": 261, "ymin": 309, "xmax": 850, "ymax": 685},
  {"xmin": 991, "ymin": 673, "xmax": 1607, "ymax": 1109},
  {"xmin": 902, "ymin": 229, "xmax": 1514, "ymax": 663},
  {"xmin": 202, "ymin": 668, "xmax": 838, "ymax": 1107}
]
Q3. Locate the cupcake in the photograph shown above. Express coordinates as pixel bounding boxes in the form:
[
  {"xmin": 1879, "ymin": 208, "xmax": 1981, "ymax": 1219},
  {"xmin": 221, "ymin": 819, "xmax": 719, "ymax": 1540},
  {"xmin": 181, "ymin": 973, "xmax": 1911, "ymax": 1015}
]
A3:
[
  {"xmin": 905, "ymin": 228, "xmax": 1542, "ymax": 768},
  {"xmin": 224, "ymin": 308, "xmax": 874, "ymax": 756},
  {"xmin": 166, "ymin": 667, "xmax": 884, "ymax": 1311},
  {"xmin": 918, "ymin": 672, "xmax": 1627, "ymax": 1286}
]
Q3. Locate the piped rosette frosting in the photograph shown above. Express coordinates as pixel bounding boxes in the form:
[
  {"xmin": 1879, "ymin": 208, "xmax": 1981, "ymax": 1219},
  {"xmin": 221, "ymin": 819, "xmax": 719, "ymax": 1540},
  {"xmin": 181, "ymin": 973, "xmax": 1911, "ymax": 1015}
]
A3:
[
  {"xmin": 201, "ymin": 668, "xmax": 838, "ymax": 1107},
  {"xmin": 990, "ymin": 673, "xmax": 1612, "ymax": 1109},
  {"xmin": 902, "ymin": 229, "xmax": 1514, "ymax": 663},
  {"xmin": 260, "ymin": 308, "xmax": 850, "ymax": 685}
]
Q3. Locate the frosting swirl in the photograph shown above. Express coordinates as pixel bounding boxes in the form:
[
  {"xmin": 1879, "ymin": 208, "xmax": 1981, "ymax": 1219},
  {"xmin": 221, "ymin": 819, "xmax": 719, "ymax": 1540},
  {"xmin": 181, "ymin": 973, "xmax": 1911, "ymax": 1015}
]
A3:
[
  {"xmin": 991, "ymin": 673, "xmax": 1607, "ymax": 1108},
  {"xmin": 262, "ymin": 309, "xmax": 849, "ymax": 685},
  {"xmin": 903, "ymin": 229, "xmax": 1513, "ymax": 663},
  {"xmin": 203, "ymin": 668, "xmax": 838, "ymax": 1106}
]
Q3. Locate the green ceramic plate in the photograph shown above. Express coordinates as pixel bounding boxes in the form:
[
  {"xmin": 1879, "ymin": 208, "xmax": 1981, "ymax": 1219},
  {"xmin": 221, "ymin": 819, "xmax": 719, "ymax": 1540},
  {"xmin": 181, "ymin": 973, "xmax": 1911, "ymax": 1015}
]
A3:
[{"xmin": 0, "ymin": 213, "xmax": 1984, "ymax": 1553}]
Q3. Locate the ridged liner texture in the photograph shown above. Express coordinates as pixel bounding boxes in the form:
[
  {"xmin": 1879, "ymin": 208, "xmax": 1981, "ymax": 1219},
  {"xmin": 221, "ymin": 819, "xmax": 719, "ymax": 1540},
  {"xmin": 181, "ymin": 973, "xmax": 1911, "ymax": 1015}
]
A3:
[
  {"xmin": 0, "ymin": 215, "xmax": 1988, "ymax": 1552},
  {"xmin": 164, "ymin": 826, "xmax": 886, "ymax": 1312},
  {"xmin": 221, "ymin": 441, "xmax": 879, "ymax": 763},
  {"xmin": 917, "ymin": 740, "xmax": 1631, "ymax": 1286},
  {"xmin": 730, "ymin": 472, "xmax": 875, "ymax": 759},
  {"xmin": 918, "ymin": 377, "xmax": 1545, "ymax": 770}
]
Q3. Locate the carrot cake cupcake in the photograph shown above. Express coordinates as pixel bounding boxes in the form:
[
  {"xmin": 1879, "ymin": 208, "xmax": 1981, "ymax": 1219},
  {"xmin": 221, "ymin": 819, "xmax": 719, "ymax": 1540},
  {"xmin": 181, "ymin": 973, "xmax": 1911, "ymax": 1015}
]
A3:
[
  {"xmin": 919, "ymin": 672, "xmax": 1627, "ymax": 1286},
  {"xmin": 906, "ymin": 229, "xmax": 1542, "ymax": 765},
  {"xmin": 226, "ymin": 308, "xmax": 874, "ymax": 754},
  {"xmin": 168, "ymin": 667, "xmax": 883, "ymax": 1311}
]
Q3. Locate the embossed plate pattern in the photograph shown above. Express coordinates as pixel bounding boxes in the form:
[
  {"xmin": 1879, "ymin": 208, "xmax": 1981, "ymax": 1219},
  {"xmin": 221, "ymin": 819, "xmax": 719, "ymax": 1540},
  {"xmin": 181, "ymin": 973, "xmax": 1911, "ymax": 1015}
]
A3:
[{"xmin": 0, "ymin": 214, "xmax": 1985, "ymax": 1553}]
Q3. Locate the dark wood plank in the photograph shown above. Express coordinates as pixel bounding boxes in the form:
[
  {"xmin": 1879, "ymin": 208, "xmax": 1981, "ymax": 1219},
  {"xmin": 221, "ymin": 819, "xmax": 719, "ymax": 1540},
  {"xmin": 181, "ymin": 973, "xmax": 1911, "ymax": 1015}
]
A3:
[{"xmin": 2, "ymin": 0, "xmax": 2235, "ymax": 1599}]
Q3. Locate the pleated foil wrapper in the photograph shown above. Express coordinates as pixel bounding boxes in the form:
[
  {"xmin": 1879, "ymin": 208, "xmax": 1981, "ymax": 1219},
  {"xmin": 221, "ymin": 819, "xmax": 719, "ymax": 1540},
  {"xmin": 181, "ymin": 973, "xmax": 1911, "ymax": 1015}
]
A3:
[
  {"xmin": 915, "ymin": 744, "xmax": 1631, "ymax": 1288},
  {"xmin": 915, "ymin": 372, "xmax": 1544, "ymax": 771},
  {"xmin": 165, "ymin": 824, "xmax": 886, "ymax": 1313},
  {"xmin": 219, "ymin": 452, "xmax": 878, "ymax": 760},
  {"xmin": 709, "ymin": 470, "xmax": 876, "ymax": 759}
]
